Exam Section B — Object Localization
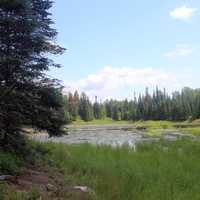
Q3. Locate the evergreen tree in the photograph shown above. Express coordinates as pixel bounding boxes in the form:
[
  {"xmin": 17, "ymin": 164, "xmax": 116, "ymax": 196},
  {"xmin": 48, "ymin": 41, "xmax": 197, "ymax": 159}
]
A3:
[
  {"xmin": 0, "ymin": 0, "xmax": 66, "ymax": 149},
  {"xmin": 93, "ymin": 96, "xmax": 106, "ymax": 119},
  {"xmin": 112, "ymin": 104, "xmax": 121, "ymax": 121},
  {"xmin": 73, "ymin": 91, "xmax": 80, "ymax": 120},
  {"xmin": 105, "ymin": 100, "xmax": 113, "ymax": 118},
  {"xmin": 79, "ymin": 93, "xmax": 93, "ymax": 121},
  {"xmin": 63, "ymin": 88, "xmax": 200, "ymax": 123}
]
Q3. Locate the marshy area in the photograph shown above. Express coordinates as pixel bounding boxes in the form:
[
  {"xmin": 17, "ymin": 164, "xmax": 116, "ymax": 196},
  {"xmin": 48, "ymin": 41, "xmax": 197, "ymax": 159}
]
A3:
[
  {"xmin": 1, "ymin": 120, "xmax": 200, "ymax": 200},
  {"xmin": 1, "ymin": 137, "xmax": 200, "ymax": 200},
  {"xmin": 1, "ymin": 1, "xmax": 200, "ymax": 199},
  {"xmin": 32, "ymin": 120, "xmax": 200, "ymax": 147}
]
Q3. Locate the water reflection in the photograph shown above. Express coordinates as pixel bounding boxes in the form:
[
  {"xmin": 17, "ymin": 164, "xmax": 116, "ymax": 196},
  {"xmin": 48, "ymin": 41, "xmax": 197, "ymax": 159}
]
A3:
[{"xmin": 33, "ymin": 125, "xmax": 197, "ymax": 147}]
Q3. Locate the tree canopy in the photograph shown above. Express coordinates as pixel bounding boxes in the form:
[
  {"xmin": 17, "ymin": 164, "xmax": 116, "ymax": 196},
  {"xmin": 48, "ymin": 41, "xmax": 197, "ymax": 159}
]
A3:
[
  {"xmin": 0, "ymin": 0, "xmax": 66, "ymax": 150},
  {"xmin": 64, "ymin": 87, "xmax": 200, "ymax": 122}
]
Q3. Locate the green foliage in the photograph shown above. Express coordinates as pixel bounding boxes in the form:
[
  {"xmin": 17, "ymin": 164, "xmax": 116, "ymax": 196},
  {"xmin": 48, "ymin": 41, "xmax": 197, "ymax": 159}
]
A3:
[
  {"xmin": 0, "ymin": 152, "xmax": 22, "ymax": 175},
  {"xmin": 0, "ymin": 185, "xmax": 41, "ymax": 200},
  {"xmin": 135, "ymin": 120, "xmax": 173, "ymax": 129},
  {"xmin": 72, "ymin": 118, "xmax": 131, "ymax": 125},
  {"xmin": 0, "ymin": 138, "xmax": 52, "ymax": 176},
  {"xmin": 78, "ymin": 93, "xmax": 94, "ymax": 121},
  {"xmin": 112, "ymin": 104, "xmax": 121, "ymax": 121},
  {"xmin": 0, "ymin": 140, "xmax": 50, "ymax": 175},
  {"xmin": 63, "ymin": 91, "xmax": 79, "ymax": 121},
  {"xmin": 31, "ymin": 87, "xmax": 69, "ymax": 137},
  {"xmin": 40, "ymin": 140, "xmax": 200, "ymax": 200},
  {"xmin": 0, "ymin": 0, "xmax": 66, "ymax": 149},
  {"xmin": 2, "ymin": 139, "xmax": 200, "ymax": 199},
  {"xmin": 64, "ymin": 87, "xmax": 200, "ymax": 123},
  {"xmin": 181, "ymin": 127, "xmax": 200, "ymax": 135},
  {"xmin": 93, "ymin": 101, "xmax": 106, "ymax": 120}
]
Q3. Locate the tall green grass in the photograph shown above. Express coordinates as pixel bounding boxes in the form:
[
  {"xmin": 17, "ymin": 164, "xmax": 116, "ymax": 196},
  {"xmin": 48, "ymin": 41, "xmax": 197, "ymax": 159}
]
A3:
[
  {"xmin": 1, "ymin": 139, "xmax": 200, "ymax": 199},
  {"xmin": 0, "ymin": 185, "xmax": 41, "ymax": 200},
  {"xmin": 0, "ymin": 151, "xmax": 23, "ymax": 175},
  {"xmin": 41, "ymin": 140, "xmax": 200, "ymax": 200}
]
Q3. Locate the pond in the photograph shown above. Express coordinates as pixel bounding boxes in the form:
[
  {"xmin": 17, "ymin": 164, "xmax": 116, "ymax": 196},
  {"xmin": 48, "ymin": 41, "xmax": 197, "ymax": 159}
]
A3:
[{"xmin": 32, "ymin": 124, "xmax": 195, "ymax": 148}]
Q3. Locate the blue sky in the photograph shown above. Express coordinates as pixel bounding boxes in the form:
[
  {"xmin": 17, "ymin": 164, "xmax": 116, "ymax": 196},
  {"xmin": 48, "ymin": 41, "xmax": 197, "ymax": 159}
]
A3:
[{"xmin": 50, "ymin": 0, "xmax": 200, "ymax": 99}]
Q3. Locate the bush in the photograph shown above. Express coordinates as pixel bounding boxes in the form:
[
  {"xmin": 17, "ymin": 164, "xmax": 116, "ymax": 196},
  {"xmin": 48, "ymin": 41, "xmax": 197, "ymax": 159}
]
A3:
[
  {"xmin": 0, "ymin": 152, "xmax": 22, "ymax": 175},
  {"xmin": 0, "ymin": 185, "xmax": 41, "ymax": 200}
]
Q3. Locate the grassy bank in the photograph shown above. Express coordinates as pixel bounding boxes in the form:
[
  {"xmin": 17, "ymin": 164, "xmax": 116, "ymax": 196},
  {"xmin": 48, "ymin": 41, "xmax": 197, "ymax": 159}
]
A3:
[
  {"xmin": 42, "ymin": 140, "xmax": 200, "ymax": 200},
  {"xmin": 71, "ymin": 118, "xmax": 132, "ymax": 125},
  {"xmin": 1, "ymin": 139, "xmax": 200, "ymax": 199},
  {"xmin": 72, "ymin": 119, "xmax": 200, "ymax": 136}
]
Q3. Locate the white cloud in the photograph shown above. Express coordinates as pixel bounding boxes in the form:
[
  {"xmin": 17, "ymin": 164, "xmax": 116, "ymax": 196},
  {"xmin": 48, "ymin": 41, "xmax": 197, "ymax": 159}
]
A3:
[
  {"xmin": 164, "ymin": 46, "xmax": 194, "ymax": 58},
  {"xmin": 170, "ymin": 5, "xmax": 198, "ymax": 21},
  {"xmin": 64, "ymin": 66, "xmax": 181, "ymax": 100}
]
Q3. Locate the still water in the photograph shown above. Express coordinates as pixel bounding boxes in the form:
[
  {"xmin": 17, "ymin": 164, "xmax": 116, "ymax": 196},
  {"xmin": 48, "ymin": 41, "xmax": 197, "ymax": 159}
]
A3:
[{"xmin": 33, "ymin": 125, "xmax": 186, "ymax": 147}]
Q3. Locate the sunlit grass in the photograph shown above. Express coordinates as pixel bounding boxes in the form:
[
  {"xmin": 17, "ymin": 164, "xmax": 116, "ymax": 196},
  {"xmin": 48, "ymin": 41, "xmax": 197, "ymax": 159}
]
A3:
[
  {"xmin": 72, "ymin": 119, "xmax": 174, "ymax": 128},
  {"xmin": 181, "ymin": 127, "xmax": 200, "ymax": 136},
  {"xmin": 41, "ymin": 140, "xmax": 200, "ymax": 200},
  {"xmin": 134, "ymin": 120, "xmax": 174, "ymax": 129},
  {"xmin": 72, "ymin": 118, "xmax": 132, "ymax": 125},
  {"xmin": 145, "ymin": 129, "xmax": 162, "ymax": 136},
  {"xmin": 71, "ymin": 119, "xmax": 200, "ymax": 137},
  {"xmin": 2, "ymin": 139, "xmax": 200, "ymax": 199},
  {"xmin": 133, "ymin": 121, "xmax": 174, "ymax": 136}
]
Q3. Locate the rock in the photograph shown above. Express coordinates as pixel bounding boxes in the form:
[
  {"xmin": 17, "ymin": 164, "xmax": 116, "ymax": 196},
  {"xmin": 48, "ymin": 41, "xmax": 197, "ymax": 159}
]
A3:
[
  {"xmin": 73, "ymin": 186, "xmax": 90, "ymax": 193},
  {"xmin": 62, "ymin": 185, "xmax": 96, "ymax": 199},
  {"xmin": 46, "ymin": 183, "xmax": 56, "ymax": 192},
  {"xmin": 0, "ymin": 175, "xmax": 15, "ymax": 182},
  {"xmin": 73, "ymin": 186, "xmax": 96, "ymax": 198},
  {"xmin": 136, "ymin": 125, "xmax": 147, "ymax": 130}
]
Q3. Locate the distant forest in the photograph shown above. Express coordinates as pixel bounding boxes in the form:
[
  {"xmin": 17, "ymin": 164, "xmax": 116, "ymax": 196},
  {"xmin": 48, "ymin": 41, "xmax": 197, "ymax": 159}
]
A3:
[{"xmin": 64, "ymin": 87, "xmax": 200, "ymax": 122}]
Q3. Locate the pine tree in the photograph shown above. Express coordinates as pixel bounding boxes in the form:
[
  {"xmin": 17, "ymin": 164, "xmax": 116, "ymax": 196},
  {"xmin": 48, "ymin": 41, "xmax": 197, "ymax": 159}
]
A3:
[
  {"xmin": 112, "ymin": 104, "xmax": 121, "ymax": 121},
  {"xmin": 0, "ymin": 0, "xmax": 66, "ymax": 149},
  {"xmin": 79, "ymin": 93, "xmax": 93, "ymax": 121},
  {"xmin": 93, "ymin": 96, "xmax": 105, "ymax": 119},
  {"xmin": 73, "ymin": 91, "xmax": 80, "ymax": 120}
]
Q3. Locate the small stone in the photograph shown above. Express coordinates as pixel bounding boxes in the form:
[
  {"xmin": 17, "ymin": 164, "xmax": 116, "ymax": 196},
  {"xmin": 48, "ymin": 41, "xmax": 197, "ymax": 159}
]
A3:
[
  {"xmin": 0, "ymin": 175, "xmax": 15, "ymax": 182},
  {"xmin": 46, "ymin": 183, "xmax": 55, "ymax": 191},
  {"xmin": 73, "ymin": 186, "xmax": 91, "ymax": 193}
]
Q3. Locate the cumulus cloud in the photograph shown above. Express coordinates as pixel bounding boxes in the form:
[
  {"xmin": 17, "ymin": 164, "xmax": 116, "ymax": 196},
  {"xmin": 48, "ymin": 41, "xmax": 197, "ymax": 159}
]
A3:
[
  {"xmin": 64, "ymin": 66, "xmax": 181, "ymax": 100},
  {"xmin": 164, "ymin": 46, "xmax": 194, "ymax": 58},
  {"xmin": 170, "ymin": 5, "xmax": 198, "ymax": 21}
]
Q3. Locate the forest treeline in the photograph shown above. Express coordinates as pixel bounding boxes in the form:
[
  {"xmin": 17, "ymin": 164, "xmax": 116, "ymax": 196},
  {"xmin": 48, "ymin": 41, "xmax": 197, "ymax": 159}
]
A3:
[{"xmin": 64, "ymin": 87, "xmax": 200, "ymax": 122}]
